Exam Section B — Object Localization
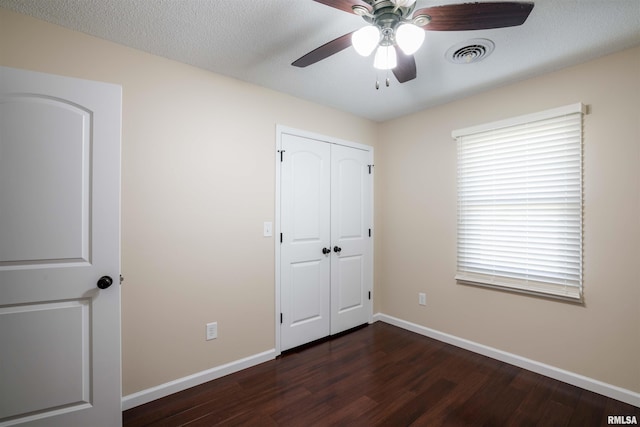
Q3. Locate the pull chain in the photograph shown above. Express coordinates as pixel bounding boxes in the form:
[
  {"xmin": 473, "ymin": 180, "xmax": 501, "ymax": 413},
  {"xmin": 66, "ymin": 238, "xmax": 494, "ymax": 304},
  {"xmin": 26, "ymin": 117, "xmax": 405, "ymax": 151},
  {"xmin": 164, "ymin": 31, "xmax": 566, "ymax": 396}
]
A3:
[{"xmin": 375, "ymin": 71, "xmax": 391, "ymax": 90}]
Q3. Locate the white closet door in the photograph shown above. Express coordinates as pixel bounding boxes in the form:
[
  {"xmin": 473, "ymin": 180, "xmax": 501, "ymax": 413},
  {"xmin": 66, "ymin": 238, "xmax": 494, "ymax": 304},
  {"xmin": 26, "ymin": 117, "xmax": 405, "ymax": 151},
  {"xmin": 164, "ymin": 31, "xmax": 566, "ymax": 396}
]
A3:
[
  {"xmin": 0, "ymin": 67, "xmax": 121, "ymax": 426},
  {"xmin": 280, "ymin": 133, "xmax": 331, "ymax": 351},
  {"xmin": 330, "ymin": 144, "xmax": 372, "ymax": 335}
]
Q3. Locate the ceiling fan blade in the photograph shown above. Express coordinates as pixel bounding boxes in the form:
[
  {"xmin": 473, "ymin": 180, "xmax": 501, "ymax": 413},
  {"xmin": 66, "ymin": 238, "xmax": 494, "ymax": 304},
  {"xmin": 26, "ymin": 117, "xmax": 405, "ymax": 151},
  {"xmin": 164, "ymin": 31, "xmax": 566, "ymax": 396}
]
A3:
[
  {"xmin": 392, "ymin": 47, "xmax": 417, "ymax": 83},
  {"xmin": 312, "ymin": 0, "xmax": 372, "ymax": 15},
  {"xmin": 415, "ymin": 2, "xmax": 534, "ymax": 31},
  {"xmin": 292, "ymin": 32, "xmax": 355, "ymax": 67}
]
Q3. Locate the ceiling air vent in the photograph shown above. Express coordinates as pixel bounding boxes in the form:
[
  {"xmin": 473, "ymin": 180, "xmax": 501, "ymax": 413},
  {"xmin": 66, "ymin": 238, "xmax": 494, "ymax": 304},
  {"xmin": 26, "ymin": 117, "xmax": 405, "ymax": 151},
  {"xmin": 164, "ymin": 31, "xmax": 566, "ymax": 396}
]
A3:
[{"xmin": 446, "ymin": 39, "xmax": 495, "ymax": 64}]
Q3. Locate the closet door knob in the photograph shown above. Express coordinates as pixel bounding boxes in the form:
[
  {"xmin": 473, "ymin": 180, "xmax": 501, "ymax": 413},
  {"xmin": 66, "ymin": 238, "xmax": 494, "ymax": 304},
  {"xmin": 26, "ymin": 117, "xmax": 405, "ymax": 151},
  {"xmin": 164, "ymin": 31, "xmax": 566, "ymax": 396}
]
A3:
[
  {"xmin": 97, "ymin": 276, "xmax": 113, "ymax": 289},
  {"xmin": 322, "ymin": 247, "xmax": 331, "ymax": 255},
  {"xmin": 333, "ymin": 246, "xmax": 342, "ymax": 253}
]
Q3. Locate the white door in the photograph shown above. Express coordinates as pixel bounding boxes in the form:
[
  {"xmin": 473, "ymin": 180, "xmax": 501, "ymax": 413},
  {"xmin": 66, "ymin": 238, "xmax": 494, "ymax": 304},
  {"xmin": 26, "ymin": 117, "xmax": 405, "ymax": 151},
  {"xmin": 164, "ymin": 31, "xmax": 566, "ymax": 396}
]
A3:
[
  {"xmin": 280, "ymin": 133, "xmax": 331, "ymax": 351},
  {"xmin": 278, "ymin": 129, "xmax": 372, "ymax": 351},
  {"xmin": 330, "ymin": 144, "xmax": 372, "ymax": 335},
  {"xmin": 0, "ymin": 67, "xmax": 122, "ymax": 427}
]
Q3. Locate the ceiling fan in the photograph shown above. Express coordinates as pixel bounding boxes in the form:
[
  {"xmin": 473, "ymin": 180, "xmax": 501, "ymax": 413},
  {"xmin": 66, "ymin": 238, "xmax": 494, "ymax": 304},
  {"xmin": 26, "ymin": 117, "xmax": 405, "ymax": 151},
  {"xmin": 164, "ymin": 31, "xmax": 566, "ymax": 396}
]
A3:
[{"xmin": 292, "ymin": 0, "xmax": 534, "ymax": 84}]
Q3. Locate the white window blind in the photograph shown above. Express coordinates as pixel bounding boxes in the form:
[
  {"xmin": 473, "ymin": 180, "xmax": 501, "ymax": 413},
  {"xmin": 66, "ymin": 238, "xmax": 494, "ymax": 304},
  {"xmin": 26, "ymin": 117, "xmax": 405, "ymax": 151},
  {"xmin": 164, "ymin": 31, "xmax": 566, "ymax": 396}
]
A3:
[{"xmin": 452, "ymin": 103, "xmax": 585, "ymax": 301}]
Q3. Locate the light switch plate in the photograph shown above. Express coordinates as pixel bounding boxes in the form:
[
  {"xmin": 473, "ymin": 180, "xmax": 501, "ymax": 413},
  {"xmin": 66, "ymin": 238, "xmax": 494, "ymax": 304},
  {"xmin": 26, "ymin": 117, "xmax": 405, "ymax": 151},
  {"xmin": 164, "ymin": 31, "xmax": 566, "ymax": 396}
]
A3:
[
  {"xmin": 206, "ymin": 322, "xmax": 218, "ymax": 340},
  {"xmin": 263, "ymin": 221, "xmax": 273, "ymax": 237}
]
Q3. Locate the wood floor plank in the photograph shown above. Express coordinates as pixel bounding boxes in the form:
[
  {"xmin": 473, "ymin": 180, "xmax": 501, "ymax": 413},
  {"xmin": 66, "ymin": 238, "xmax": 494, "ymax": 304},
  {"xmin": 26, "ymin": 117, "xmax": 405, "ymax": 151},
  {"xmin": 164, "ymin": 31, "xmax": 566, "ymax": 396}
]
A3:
[
  {"xmin": 567, "ymin": 390, "xmax": 607, "ymax": 427},
  {"xmin": 379, "ymin": 378, "xmax": 456, "ymax": 426},
  {"xmin": 123, "ymin": 322, "xmax": 640, "ymax": 426}
]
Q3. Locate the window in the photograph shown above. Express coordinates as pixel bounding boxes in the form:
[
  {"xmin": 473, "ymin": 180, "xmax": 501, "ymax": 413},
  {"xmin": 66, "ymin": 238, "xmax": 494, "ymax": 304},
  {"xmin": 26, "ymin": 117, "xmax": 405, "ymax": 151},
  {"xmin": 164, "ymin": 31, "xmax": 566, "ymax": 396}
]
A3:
[{"xmin": 452, "ymin": 103, "xmax": 585, "ymax": 301}]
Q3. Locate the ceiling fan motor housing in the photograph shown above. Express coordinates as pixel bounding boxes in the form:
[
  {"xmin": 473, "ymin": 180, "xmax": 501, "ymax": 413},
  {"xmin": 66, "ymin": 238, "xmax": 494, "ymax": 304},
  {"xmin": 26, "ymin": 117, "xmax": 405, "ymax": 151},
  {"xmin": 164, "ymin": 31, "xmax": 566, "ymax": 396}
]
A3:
[{"xmin": 362, "ymin": 0, "xmax": 416, "ymax": 30}]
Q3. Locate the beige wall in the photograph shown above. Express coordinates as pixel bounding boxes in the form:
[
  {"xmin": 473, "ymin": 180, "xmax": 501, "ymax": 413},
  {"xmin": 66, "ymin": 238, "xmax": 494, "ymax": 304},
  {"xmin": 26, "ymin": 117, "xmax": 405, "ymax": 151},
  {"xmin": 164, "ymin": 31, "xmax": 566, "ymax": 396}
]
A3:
[
  {"xmin": 2, "ymin": 6, "xmax": 638, "ymax": 397},
  {"xmin": 377, "ymin": 46, "xmax": 640, "ymax": 393},
  {"xmin": 0, "ymin": 8, "xmax": 378, "ymax": 395}
]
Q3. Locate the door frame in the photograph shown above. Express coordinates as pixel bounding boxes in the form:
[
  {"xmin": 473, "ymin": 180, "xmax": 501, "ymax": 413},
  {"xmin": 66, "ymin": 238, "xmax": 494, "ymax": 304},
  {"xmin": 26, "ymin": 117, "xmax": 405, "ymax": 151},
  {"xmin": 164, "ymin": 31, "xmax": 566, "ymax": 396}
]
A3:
[{"xmin": 275, "ymin": 125, "xmax": 374, "ymax": 355}]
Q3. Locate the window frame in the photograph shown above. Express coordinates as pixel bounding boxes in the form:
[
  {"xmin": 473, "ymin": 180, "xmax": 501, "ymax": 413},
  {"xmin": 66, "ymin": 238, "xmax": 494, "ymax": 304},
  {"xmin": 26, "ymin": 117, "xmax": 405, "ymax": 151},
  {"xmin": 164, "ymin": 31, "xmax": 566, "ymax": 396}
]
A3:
[{"xmin": 452, "ymin": 103, "xmax": 586, "ymax": 302}]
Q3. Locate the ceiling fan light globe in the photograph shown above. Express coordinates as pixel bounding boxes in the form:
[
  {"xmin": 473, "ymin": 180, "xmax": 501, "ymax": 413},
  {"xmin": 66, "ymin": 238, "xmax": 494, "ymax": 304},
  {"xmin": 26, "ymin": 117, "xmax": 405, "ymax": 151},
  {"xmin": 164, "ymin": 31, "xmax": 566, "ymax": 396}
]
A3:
[
  {"xmin": 396, "ymin": 23, "xmax": 425, "ymax": 55},
  {"xmin": 352, "ymin": 26, "xmax": 380, "ymax": 57},
  {"xmin": 373, "ymin": 45, "xmax": 397, "ymax": 70},
  {"xmin": 392, "ymin": 0, "xmax": 417, "ymax": 7}
]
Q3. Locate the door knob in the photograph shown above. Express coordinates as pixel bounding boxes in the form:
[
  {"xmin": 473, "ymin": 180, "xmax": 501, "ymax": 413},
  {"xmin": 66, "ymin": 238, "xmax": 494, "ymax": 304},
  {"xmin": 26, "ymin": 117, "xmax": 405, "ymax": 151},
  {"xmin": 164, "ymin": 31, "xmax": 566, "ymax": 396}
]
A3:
[
  {"xmin": 97, "ymin": 276, "xmax": 113, "ymax": 289},
  {"xmin": 333, "ymin": 246, "xmax": 342, "ymax": 253},
  {"xmin": 322, "ymin": 247, "xmax": 331, "ymax": 255}
]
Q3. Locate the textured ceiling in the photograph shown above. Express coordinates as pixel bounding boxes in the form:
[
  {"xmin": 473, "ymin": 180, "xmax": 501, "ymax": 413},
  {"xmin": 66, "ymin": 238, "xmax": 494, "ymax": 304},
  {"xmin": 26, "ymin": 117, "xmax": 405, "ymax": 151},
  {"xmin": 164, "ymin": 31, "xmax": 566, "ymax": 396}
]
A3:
[{"xmin": 1, "ymin": 0, "xmax": 639, "ymax": 121}]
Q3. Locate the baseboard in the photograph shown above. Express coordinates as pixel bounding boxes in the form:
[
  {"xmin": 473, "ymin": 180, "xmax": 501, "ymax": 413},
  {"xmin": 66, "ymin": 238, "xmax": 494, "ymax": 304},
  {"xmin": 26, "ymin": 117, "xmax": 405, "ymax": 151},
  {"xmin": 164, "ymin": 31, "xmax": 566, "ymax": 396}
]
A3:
[
  {"xmin": 373, "ymin": 313, "xmax": 640, "ymax": 408},
  {"xmin": 121, "ymin": 349, "xmax": 277, "ymax": 410}
]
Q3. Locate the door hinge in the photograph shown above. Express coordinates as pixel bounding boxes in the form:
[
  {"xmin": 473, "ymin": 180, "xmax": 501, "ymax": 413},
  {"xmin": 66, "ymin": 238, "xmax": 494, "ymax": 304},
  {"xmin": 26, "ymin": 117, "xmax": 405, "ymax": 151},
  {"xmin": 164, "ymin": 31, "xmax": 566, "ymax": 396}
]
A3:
[
  {"xmin": 369, "ymin": 228, "xmax": 371, "ymax": 237},
  {"xmin": 280, "ymin": 313, "xmax": 283, "ymax": 324},
  {"xmin": 280, "ymin": 150, "xmax": 285, "ymax": 162},
  {"xmin": 280, "ymin": 233, "xmax": 283, "ymax": 243},
  {"xmin": 368, "ymin": 164, "xmax": 374, "ymax": 174},
  {"xmin": 368, "ymin": 291, "xmax": 371, "ymax": 300}
]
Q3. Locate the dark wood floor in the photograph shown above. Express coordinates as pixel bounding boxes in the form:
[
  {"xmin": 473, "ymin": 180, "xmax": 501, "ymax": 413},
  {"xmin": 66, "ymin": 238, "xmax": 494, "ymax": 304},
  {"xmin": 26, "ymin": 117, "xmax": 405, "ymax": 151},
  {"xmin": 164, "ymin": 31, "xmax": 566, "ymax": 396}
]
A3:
[{"xmin": 123, "ymin": 322, "xmax": 639, "ymax": 426}]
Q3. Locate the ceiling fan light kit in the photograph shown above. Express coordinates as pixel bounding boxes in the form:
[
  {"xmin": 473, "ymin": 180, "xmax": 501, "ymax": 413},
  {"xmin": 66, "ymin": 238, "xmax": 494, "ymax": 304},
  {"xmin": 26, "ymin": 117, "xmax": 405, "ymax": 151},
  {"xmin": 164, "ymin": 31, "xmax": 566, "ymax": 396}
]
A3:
[
  {"xmin": 352, "ymin": 25, "xmax": 381, "ymax": 56},
  {"xmin": 353, "ymin": 22, "xmax": 424, "ymax": 61},
  {"xmin": 293, "ymin": 0, "xmax": 534, "ymax": 85},
  {"xmin": 395, "ymin": 23, "xmax": 425, "ymax": 55},
  {"xmin": 373, "ymin": 44, "xmax": 397, "ymax": 69}
]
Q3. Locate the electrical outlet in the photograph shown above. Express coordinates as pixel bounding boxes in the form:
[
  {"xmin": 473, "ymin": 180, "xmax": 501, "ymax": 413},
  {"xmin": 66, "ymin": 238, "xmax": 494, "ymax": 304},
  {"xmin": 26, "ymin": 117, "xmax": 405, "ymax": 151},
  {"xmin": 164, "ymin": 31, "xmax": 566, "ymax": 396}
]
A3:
[
  {"xmin": 206, "ymin": 322, "xmax": 218, "ymax": 340},
  {"xmin": 419, "ymin": 293, "xmax": 426, "ymax": 306}
]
